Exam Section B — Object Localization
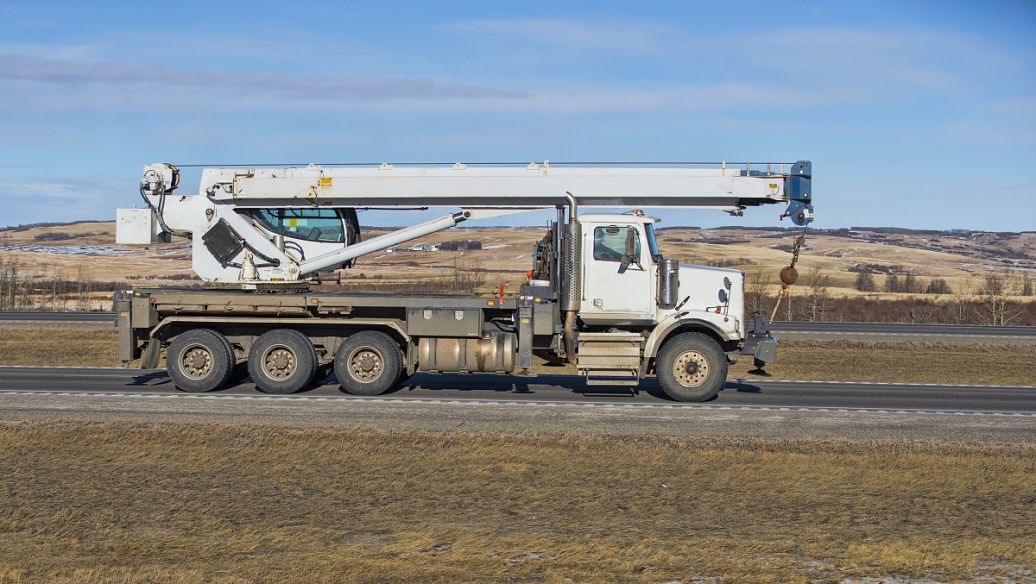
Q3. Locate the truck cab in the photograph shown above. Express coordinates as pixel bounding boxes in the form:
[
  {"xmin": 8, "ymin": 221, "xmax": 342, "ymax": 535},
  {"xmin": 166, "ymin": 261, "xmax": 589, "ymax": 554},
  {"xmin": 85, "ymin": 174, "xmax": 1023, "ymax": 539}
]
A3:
[
  {"xmin": 578, "ymin": 213, "xmax": 745, "ymax": 336},
  {"xmin": 569, "ymin": 213, "xmax": 772, "ymax": 399}
]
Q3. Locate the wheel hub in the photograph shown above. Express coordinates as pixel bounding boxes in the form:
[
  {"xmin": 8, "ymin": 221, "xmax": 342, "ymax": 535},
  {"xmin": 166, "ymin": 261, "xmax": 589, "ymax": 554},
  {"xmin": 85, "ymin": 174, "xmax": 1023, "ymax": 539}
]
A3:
[
  {"xmin": 182, "ymin": 346, "xmax": 213, "ymax": 379},
  {"xmin": 673, "ymin": 350, "xmax": 709, "ymax": 388},
  {"xmin": 263, "ymin": 346, "xmax": 297, "ymax": 379},
  {"xmin": 350, "ymin": 349, "xmax": 384, "ymax": 381}
]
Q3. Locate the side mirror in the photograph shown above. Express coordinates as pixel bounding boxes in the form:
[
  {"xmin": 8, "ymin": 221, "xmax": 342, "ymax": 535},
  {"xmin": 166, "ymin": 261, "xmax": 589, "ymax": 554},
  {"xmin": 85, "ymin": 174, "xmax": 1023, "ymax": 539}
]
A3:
[{"xmin": 620, "ymin": 228, "xmax": 638, "ymax": 272}]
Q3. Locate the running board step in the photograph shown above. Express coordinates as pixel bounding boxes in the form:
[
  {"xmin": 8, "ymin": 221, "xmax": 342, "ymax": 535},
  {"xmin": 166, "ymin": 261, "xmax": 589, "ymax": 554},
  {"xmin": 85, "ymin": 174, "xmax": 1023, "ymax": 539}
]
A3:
[{"xmin": 583, "ymin": 369, "xmax": 641, "ymax": 386}]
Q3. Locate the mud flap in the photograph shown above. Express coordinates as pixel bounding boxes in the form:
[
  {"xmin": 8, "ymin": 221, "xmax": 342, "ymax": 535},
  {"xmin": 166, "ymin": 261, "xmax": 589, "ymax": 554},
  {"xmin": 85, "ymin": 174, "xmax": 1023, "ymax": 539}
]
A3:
[
  {"xmin": 740, "ymin": 313, "xmax": 778, "ymax": 366},
  {"xmin": 141, "ymin": 339, "xmax": 161, "ymax": 369}
]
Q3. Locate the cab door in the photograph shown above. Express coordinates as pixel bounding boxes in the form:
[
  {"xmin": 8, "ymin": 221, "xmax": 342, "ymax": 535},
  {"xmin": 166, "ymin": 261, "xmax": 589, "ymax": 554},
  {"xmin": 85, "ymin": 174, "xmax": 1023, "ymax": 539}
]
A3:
[{"xmin": 581, "ymin": 224, "xmax": 654, "ymax": 322}]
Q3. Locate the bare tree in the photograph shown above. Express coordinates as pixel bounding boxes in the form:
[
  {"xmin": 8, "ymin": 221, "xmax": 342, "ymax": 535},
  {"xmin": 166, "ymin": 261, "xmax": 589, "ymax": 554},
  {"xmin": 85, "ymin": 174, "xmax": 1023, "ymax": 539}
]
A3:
[
  {"xmin": 75, "ymin": 265, "xmax": 95, "ymax": 311},
  {"xmin": 981, "ymin": 271, "xmax": 1019, "ymax": 326},
  {"xmin": 948, "ymin": 277, "xmax": 973, "ymax": 324},
  {"xmin": 903, "ymin": 273, "xmax": 923, "ymax": 294},
  {"xmin": 904, "ymin": 296, "xmax": 938, "ymax": 323},
  {"xmin": 801, "ymin": 267, "xmax": 832, "ymax": 322},
  {"xmin": 854, "ymin": 272, "xmax": 876, "ymax": 292},
  {"xmin": 924, "ymin": 278, "xmax": 952, "ymax": 295},
  {"xmin": 884, "ymin": 273, "xmax": 901, "ymax": 293},
  {"xmin": 743, "ymin": 269, "xmax": 772, "ymax": 316}
]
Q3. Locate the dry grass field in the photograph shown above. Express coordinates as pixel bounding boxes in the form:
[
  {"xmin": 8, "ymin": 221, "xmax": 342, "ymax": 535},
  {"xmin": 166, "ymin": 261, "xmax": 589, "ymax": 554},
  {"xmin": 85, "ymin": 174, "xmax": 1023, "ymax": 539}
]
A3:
[
  {"xmin": 0, "ymin": 327, "xmax": 117, "ymax": 368},
  {"xmin": 727, "ymin": 340, "xmax": 1036, "ymax": 386},
  {"xmin": 1, "ymin": 327, "xmax": 1034, "ymax": 386},
  {"xmin": 0, "ymin": 422, "xmax": 1032, "ymax": 583}
]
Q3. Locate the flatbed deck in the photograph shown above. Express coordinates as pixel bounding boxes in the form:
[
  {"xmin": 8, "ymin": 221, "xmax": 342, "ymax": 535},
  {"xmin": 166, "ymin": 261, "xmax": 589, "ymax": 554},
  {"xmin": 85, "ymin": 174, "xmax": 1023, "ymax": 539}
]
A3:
[{"xmin": 135, "ymin": 287, "xmax": 521, "ymax": 312}]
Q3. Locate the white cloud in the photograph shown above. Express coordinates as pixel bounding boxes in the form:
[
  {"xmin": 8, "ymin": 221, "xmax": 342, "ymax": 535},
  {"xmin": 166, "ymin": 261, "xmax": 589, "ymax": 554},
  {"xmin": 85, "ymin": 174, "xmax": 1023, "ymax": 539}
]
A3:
[
  {"xmin": 0, "ymin": 54, "xmax": 855, "ymax": 113},
  {"xmin": 495, "ymin": 82, "xmax": 862, "ymax": 112},
  {"xmin": 986, "ymin": 97, "xmax": 1036, "ymax": 116},
  {"xmin": 439, "ymin": 19, "xmax": 672, "ymax": 51},
  {"xmin": 0, "ymin": 54, "xmax": 525, "ymax": 104},
  {"xmin": 0, "ymin": 176, "xmax": 124, "ymax": 224},
  {"xmin": 726, "ymin": 26, "xmax": 1021, "ymax": 91}
]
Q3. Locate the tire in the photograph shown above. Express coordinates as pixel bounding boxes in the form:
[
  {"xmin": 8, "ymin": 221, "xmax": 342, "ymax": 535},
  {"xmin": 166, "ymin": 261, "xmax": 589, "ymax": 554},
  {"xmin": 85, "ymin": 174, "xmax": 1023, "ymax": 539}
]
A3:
[
  {"xmin": 167, "ymin": 329, "xmax": 235, "ymax": 393},
  {"xmin": 247, "ymin": 329, "xmax": 317, "ymax": 394},
  {"xmin": 655, "ymin": 332, "xmax": 727, "ymax": 402},
  {"xmin": 334, "ymin": 331, "xmax": 403, "ymax": 396}
]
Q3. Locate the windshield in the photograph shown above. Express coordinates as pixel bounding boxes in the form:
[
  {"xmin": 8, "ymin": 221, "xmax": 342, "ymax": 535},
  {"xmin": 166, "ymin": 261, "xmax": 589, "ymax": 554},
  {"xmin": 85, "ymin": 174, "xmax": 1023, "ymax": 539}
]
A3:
[
  {"xmin": 247, "ymin": 208, "xmax": 345, "ymax": 243},
  {"xmin": 645, "ymin": 223, "xmax": 662, "ymax": 262}
]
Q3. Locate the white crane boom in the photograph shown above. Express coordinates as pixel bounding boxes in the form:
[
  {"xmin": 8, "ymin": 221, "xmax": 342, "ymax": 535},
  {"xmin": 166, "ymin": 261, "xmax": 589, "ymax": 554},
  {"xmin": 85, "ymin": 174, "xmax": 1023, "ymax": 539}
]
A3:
[
  {"xmin": 198, "ymin": 162, "xmax": 809, "ymax": 210},
  {"xmin": 132, "ymin": 161, "xmax": 813, "ymax": 284}
]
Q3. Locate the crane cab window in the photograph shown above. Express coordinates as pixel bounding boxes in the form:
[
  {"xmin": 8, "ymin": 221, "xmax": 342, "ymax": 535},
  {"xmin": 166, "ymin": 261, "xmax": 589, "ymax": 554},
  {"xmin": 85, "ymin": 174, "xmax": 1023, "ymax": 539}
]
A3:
[
  {"xmin": 593, "ymin": 226, "xmax": 641, "ymax": 262},
  {"xmin": 248, "ymin": 208, "xmax": 345, "ymax": 243}
]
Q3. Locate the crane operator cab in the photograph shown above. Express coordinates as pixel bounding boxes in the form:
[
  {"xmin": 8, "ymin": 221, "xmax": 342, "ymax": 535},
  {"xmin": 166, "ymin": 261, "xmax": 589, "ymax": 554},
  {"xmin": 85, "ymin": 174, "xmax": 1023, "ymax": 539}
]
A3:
[{"xmin": 239, "ymin": 207, "xmax": 361, "ymax": 268}]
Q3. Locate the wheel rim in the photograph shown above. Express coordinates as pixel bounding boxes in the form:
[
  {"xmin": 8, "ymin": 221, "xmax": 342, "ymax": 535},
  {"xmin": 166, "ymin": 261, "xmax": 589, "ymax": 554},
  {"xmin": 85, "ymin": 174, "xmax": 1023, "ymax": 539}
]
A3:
[
  {"xmin": 348, "ymin": 347, "xmax": 384, "ymax": 383},
  {"xmin": 673, "ymin": 350, "xmax": 709, "ymax": 388},
  {"xmin": 180, "ymin": 345, "xmax": 214, "ymax": 380},
  {"xmin": 261, "ymin": 344, "xmax": 297, "ymax": 380}
]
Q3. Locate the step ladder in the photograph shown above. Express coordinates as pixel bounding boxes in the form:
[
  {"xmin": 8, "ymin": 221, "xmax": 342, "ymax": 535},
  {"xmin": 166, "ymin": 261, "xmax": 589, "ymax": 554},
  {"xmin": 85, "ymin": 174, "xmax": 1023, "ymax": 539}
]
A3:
[{"xmin": 576, "ymin": 331, "xmax": 643, "ymax": 385}]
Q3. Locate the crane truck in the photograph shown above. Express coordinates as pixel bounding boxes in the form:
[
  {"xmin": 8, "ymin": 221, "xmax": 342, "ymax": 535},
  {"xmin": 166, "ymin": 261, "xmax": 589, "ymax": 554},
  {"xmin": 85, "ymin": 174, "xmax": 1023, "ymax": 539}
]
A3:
[{"xmin": 114, "ymin": 160, "xmax": 813, "ymax": 402}]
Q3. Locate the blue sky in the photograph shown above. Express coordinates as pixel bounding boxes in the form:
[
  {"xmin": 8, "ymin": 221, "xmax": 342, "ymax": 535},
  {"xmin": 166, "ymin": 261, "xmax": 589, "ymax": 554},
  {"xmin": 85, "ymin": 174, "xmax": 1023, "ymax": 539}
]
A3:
[{"xmin": 0, "ymin": 0, "xmax": 1034, "ymax": 231}]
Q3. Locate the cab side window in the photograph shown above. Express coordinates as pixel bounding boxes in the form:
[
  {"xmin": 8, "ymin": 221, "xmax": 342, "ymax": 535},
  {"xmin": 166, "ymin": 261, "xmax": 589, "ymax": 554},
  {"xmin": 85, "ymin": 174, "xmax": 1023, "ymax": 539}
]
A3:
[
  {"xmin": 250, "ymin": 208, "xmax": 345, "ymax": 243},
  {"xmin": 593, "ymin": 226, "xmax": 640, "ymax": 262}
]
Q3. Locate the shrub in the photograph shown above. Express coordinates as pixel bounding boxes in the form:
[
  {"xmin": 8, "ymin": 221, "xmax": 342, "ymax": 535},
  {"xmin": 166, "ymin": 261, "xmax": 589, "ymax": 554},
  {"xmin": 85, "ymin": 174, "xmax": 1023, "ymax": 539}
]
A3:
[
  {"xmin": 854, "ymin": 272, "xmax": 876, "ymax": 292},
  {"xmin": 884, "ymin": 274, "xmax": 901, "ymax": 293}
]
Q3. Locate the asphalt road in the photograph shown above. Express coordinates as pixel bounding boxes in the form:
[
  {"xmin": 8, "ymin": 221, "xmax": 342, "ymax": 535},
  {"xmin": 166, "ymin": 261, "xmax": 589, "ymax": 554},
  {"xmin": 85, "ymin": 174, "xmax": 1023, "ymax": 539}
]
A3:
[
  {"xmin": 2, "ymin": 366, "xmax": 1033, "ymax": 442},
  {"xmin": 0, "ymin": 366, "xmax": 1032, "ymax": 414},
  {"xmin": 768, "ymin": 320, "xmax": 1036, "ymax": 337}
]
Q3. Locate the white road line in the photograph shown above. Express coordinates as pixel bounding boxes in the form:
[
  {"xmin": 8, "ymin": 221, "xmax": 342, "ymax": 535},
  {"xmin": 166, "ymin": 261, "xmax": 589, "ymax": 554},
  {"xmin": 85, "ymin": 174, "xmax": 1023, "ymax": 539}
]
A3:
[{"xmin": 0, "ymin": 389, "xmax": 1033, "ymax": 417}]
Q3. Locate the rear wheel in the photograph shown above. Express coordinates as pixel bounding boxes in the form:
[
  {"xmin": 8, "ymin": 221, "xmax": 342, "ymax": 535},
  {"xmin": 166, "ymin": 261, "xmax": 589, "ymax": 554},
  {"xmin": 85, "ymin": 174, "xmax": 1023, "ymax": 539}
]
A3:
[
  {"xmin": 247, "ymin": 329, "xmax": 317, "ymax": 394},
  {"xmin": 167, "ymin": 329, "xmax": 235, "ymax": 393},
  {"xmin": 655, "ymin": 333, "xmax": 727, "ymax": 402},
  {"xmin": 335, "ymin": 331, "xmax": 403, "ymax": 396}
]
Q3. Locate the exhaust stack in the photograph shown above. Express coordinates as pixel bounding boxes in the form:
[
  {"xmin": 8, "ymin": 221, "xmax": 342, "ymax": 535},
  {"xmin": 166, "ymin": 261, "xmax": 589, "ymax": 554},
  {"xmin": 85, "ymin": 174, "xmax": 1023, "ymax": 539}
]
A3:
[{"xmin": 561, "ymin": 192, "xmax": 581, "ymax": 361}]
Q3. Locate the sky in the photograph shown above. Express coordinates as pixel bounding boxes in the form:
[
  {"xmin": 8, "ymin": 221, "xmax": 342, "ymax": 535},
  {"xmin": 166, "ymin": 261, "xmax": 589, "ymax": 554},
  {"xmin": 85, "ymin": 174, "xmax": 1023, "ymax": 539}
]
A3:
[{"xmin": 0, "ymin": 0, "xmax": 1034, "ymax": 231}]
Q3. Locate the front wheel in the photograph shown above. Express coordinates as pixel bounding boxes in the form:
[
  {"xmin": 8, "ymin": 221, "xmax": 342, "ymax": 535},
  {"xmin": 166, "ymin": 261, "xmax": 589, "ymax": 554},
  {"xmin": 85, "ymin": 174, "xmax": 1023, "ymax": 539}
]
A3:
[
  {"xmin": 335, "ymin": 331, "xmax": 403, "ymax": 396},
  {"xmin": 655, "ymin": 333, "xmax": 727, "ymax": 402}
]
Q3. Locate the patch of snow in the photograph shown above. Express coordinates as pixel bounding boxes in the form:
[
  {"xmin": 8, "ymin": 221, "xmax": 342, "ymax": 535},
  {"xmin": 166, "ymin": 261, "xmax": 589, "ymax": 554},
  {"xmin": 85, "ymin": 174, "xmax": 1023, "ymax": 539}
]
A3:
[{"xmin": 0, "ymin": 245, "xmax": 132, "ymax": 256}]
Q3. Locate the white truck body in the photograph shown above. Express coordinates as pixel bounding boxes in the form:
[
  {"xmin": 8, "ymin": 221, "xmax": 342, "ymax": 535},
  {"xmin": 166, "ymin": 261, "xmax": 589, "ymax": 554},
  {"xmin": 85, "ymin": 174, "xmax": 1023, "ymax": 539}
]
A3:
[{"xmin": 115, "ymin": 160, "xmax": 812, "ymax": 401}]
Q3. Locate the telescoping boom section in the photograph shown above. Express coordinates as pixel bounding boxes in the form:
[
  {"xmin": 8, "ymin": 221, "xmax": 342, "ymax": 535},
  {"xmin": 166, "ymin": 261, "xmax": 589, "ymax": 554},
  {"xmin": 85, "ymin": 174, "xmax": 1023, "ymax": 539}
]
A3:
[{"xmin": 134, "ymin": 161, "xmax": 812, "ymax": 284}]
